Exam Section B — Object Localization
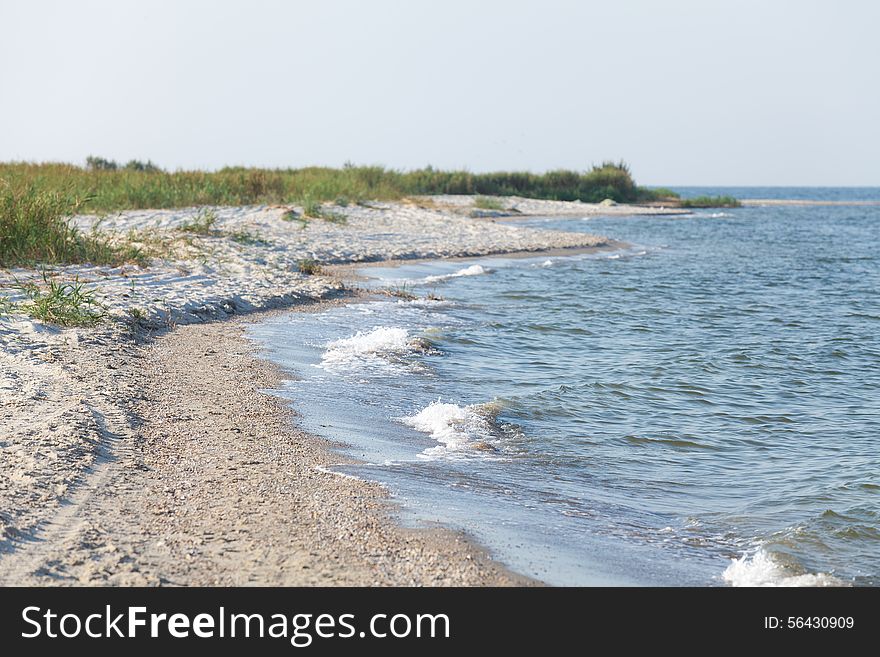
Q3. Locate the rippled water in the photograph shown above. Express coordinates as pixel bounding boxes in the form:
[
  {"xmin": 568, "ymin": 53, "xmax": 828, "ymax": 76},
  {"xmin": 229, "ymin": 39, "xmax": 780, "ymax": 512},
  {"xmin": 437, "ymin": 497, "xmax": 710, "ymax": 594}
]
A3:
[{"xmin": 250, "ymin": 191, "xmax": 880, "ymax": 586}]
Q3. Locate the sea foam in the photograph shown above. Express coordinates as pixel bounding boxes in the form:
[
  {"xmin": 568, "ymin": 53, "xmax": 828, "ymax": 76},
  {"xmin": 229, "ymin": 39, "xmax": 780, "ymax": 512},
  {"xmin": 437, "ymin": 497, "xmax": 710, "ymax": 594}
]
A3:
[
  {"xmin": 321, "ymin": 326, "xmax": 411, "ymax": 368},
  {"xmin": 722, "ymin": 549, "xmax": 843, "ymax": 587},
  {"xmin": 422, "ymin": 264, "xmax": 489, "ymax": 284},
  {"xmin": 400, "ymin": 400, "xmax": 503, "ymax": 456}
]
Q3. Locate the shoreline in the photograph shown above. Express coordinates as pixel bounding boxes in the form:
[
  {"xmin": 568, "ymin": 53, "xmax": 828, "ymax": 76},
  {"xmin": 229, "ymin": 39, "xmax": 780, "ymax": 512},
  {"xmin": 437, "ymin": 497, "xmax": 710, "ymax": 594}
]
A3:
[
  {"xmin": 2, "ymin": 194, "xmax": 641, "ymax": 585},
  {"xmin": 1, "ymin": 295, "xmax": 534, "ymax": 585},
  {"xmin": 323, "ymin": 240, "xmax": 629, "ymax": 282}
]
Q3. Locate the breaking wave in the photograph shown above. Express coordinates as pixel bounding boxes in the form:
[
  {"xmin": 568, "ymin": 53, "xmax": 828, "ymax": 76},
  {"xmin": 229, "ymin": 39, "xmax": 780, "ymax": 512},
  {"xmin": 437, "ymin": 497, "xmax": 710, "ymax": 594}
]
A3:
[
  {"xmin": 722, "ymin": 549, "xmax": 845, "ymax": 587},
  {"xmin": 399, "ymin": 400, "xmax": 511, "ymax": 458},
  {"xmin": 423, "ymin": 264, "xmax": 489, "ymax": 284},
  {"xmin": 320, "ymin": 326, "xmax": 435, "ymax": 369}
]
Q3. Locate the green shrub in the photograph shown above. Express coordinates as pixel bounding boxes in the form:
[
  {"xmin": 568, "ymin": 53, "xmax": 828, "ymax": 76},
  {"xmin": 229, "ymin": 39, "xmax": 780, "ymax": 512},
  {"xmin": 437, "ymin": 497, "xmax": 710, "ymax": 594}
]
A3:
[
  {"xmin": 474, "ymin": 196, "xmax": 505, "ymax": 210},
  {"xmin": 297, "ymin": 258, "xmax": 322, "ymax": 275},
  {"xmin": 679, "ymin": 195, "xmax": 741, "ymax": 208}
]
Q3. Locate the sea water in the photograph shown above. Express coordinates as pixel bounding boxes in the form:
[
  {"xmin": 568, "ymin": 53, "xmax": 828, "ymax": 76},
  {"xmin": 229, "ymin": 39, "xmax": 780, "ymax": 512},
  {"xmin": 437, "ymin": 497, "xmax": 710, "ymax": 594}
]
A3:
[{"xmin": 249, "ymin": 189, "xmax": 880, "ymax": 586}]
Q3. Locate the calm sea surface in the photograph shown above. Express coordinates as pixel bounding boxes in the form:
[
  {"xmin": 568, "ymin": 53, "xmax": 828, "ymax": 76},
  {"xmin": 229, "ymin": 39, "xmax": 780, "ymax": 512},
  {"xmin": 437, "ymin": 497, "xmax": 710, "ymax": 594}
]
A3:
[{"xmin": 250, "ymin": 188, "xmax": 880, "ymax": 586}]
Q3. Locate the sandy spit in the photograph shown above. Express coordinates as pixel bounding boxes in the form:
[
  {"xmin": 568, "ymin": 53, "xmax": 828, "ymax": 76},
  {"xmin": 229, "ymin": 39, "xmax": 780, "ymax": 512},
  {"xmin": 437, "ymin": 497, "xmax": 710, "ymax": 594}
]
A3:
[{"xmin": 0, "ymin": 195, "xmax": 649, "ymax": 586}]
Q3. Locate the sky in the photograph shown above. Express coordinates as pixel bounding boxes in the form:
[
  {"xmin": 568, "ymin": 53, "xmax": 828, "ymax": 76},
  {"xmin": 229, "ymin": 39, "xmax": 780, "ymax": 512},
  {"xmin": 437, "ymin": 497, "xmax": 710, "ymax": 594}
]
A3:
[{"xmin": 1, "ymin": 0, "xmax": 878, "ymax": 185}]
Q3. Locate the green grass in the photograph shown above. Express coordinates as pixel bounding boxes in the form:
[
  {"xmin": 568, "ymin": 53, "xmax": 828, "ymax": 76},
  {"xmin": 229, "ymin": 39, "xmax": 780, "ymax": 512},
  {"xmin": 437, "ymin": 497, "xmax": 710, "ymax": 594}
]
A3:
[
  {"xmin": 279, "ymin": 208, "xmax": 303, "ymax": 224},
  {"xmin": 19, "ymin": 275, "xmax": 106, "ymax": 327},
  {"xmin": 1, "ymin": 160, "xmax": 653, "ymax": 217},
  {"xmin": 0, "ymin": 180, "xmax": 147, "ymax": 267},
  {"xmin": 301, "ymin": 197, "xmax": 347, "ymax": 224},
  {"xmin": 177, "ymin": 208, "xmax": 218, "ymax": 234},
  {"xmin": 0, "ymin": 294, "xmax": 14, "ymax": 317},
  {"xmin": 313, "ymin": 207, "xmax": 347, "ymax": 224},
  {"xmin": 297, "ymin": 258, "xmax": 322, "ymax": 275},
  {"xmin": 128, "ymin": 306, "xmax": 147, "ymax": 320},
  {"xmin": 474, "ymin": 196, "xmax": 505, "ymax": 210},
  {"xmin": 679, "ymin": 195, "xmax": 741, "ymax": 208},
  {"xmin": 645, "ymin": 187, "xmax": 680, "ymax": 200},
  {"xmin": 1, "ymin": 160, "xmax": 699, "ymax": 269},
  {"xmin": 227, "ymin": 229, "xmax": 271, "ymax": 246}
]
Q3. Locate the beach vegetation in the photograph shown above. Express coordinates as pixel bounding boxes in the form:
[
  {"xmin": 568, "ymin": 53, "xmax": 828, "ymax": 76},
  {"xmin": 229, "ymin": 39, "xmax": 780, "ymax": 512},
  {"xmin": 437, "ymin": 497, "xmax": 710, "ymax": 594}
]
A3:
[
  {"xmin": 227, "ymin": 229, "xmax": 271, "ymax": 246},
  {"xmin": 123, "ymin": 159, "xmax": 162, "ymax": 173},
  {"xmin": 474, "ymin": 196, "xmax": 505, "ymax": 210},
  {"xmin": 0, "ymin": 180, "xmax": 147, "ymax": 267},
  {"xmin": 645, "ymin": 187, "xmax": 680, "ymax": 201},
  {"xmin": 1, "ymin": 161, "xmax": 719, "ymax": 268},
  {"xmin": 679, "ymin": 195, "xmax": 741, "ymax": 208},
  {"xmin": 300, "ymin": 196, "xmax": 322, "ymax": 218},
  {"xmin": 280, "ymin": 208, "xmax": 301, "ymax": 222},
  {"xmin": 1, "ymin": 160, "xmax": 660, "ymax": 217},
  {"xmin": 297, "ymin": 258, "xmax": 322, "ymax": 275},
  {"xmin": 87, "ymin": 156, "xmax": 162, "ymax": 173},
  {"xmin": 0, "ymin": 294, "xmax": 14, "ymax": 317},
  {"xmin": 122, "ymin": 227, "xmax": 202, "ymax": 262},
  {"xmin": 177, "ymin": 208, "xmax": 218, "ymax": 235},
  {"xmin": 128, "ymin": 306, "xmax": 147, "ymax": 321},
  {"xmin": 20, "ymin": 274, "xmax": 106, "ymax": 327},
  {"xmin": 301, "ymin": 197, "xmax": 347, "ymax": 224},
  {"xmin": 85, "ymin": 155, "xmax": 119, "ymax": 171}
]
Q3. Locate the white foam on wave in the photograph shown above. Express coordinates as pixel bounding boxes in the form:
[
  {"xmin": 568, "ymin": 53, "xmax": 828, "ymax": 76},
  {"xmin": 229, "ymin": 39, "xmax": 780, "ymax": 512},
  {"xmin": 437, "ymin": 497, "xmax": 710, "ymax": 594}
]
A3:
[
  {"xmin": 399, "ymin": 400, "xmax": 503, "ymax": 457},
  {"xmin": 422, "ymin": 264, "xmax": 489, "ymax": 284},
  {"xmin": 722, "ymin": 549, "xmax": 844, "ymax": 587},
  {"xmin": 321, "ymin": 326, "xmax": 411, "ymax": 367},
  {"xmin": 690, "ymin": 211, "xmax": 733, "ymax": 219}
]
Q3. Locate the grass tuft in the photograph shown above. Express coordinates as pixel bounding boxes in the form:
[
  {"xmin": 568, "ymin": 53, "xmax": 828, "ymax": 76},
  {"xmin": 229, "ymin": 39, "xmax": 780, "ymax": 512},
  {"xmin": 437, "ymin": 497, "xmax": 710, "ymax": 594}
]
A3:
[
  {"xmin": 297, "ymin": 258, "xmax": 322, "ymax": 275},
  {"xmin": 301, "ymin": 197, "xmax": 347, "ymax": 224},
  {"xmin": 227, "ymin": 229, "xmax": 271, "ymax": 246},
  {"xmin": 20, "ymin": 274, "xmax": 106, "ymax": 327},
  {"xmin": 128, "ymin": 306, "xmax": 147, "ymax": 320},
  {"xmin": 177, "ymin": 208, "xmax": 218, "ymax": 235}
]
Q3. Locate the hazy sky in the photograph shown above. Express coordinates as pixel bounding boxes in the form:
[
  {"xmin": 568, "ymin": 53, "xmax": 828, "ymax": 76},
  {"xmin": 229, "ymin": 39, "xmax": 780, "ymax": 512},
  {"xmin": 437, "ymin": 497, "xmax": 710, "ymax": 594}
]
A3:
[{"xmin": 1, "ymin": 0, "xmax": 877, "ymax": 185}]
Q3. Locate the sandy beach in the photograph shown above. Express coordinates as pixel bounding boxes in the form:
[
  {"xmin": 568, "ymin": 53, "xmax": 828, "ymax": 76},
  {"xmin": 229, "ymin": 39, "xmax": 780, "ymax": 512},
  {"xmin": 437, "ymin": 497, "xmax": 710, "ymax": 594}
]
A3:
[{"xmin": 0, "ymin": 196, "xmax": 673, "ymax": 586}]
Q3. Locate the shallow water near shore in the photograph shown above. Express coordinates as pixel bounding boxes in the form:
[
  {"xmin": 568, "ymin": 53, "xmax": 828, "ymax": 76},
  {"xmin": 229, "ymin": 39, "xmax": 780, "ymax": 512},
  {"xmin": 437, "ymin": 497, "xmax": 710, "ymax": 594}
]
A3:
[{"xmin": 250, "ymin": 189, "xmax": 880, "ymax": 586}]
